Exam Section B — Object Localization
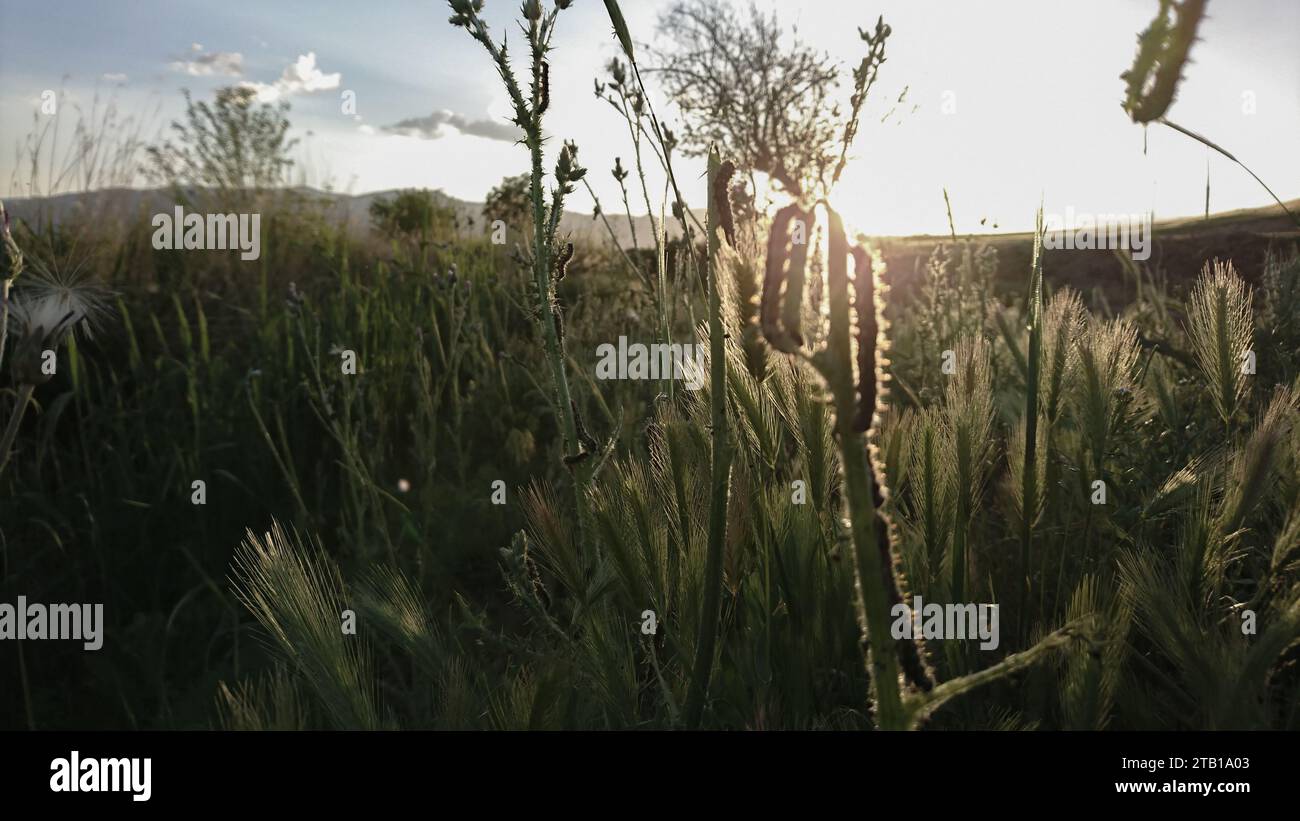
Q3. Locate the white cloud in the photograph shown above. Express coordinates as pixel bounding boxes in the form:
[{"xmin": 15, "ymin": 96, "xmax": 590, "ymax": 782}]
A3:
[
  {"xmin": 169, "ymin": 44, "xmax": 244, "ymax": 77},
  {"xmin": 380, "ymin": 110, "xmax": 521, "ymax": 143},
  {"xmin": 239, "ymin": 52, "xmax": 340, "ymax": 103},
  {"xmin": 102, "ymin": 73, "xmax": 128, "ymax": 84}
]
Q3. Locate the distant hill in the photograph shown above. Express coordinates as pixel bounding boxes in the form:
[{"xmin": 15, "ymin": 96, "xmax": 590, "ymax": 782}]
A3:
[
  {"xmin": 0, "ymin": 186, "xmax": 695, "ymax": 248},
  {"xmin": 875, "ymin": 199, "xmax": 1299, "ymax": 303},
  {"xmin": 4, "ymin": 185, "xmax": 1292, "ymax": 245},
  {"xmin": 3, "ymin": 187, "xmax": 1294, "ymax": 302}
]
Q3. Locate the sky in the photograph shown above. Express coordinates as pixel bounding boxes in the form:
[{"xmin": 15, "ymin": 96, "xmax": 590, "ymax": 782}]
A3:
[{"xmin": 0, "ymin": 0, "xmax": 1296, "ymax": 235}]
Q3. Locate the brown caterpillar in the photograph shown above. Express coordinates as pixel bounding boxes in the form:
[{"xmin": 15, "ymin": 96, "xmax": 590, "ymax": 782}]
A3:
[
  {"xmin": 571, "ymin": 399, "xmax": 597, "ymax": 454},
  {"xmin": 538, "ymin": 60, "xmax": 550, "ymax": 115},
  {"xmin": 553, "ymin": 241, "xmax": 574, "ymax": 282},
  {"xmin": 850, "ymin": 246, "xmax": 880, "ymax": 434},
  {"xmin": 711, "ymin": 159, "xmax": 737, "ymax": 248},
  {"xmin": 1121, "ymin": 0, "xmax": 1206, "ymax": 123},
  {"xmin": 550, "ymin": 244, "xmax": 572, "ymax": 346},
  {"xmin": 760, "ymin": 203, "xmax": 810, "ymax": 353}
]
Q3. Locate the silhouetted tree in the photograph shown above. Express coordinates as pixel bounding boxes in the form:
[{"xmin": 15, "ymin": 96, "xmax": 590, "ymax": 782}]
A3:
[
  {"xmin": 370, "ymin": 189, "xmax": 457, "ymax": 254},
  {"xmin": 482, "ymin": 173, "xmax": 532, "ymax": 236},
  {"xmin": 653, "ymin": 0, "xmax": 889, "ymax": 201},
  {"xmin": 146, "ymin": 86, "xmax": 297, "ymax": 191}
]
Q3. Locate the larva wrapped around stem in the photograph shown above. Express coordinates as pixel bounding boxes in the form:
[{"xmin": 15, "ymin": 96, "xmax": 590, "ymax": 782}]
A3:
[{"xmin": 761, "ymin": 203, "xmax": 811, "ymax": 353}]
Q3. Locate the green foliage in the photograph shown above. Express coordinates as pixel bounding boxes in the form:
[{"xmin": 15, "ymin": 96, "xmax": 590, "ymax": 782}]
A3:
[
  {"xmin": 482, "ymin": 174, "xmax": 532, "ymax": 235},
  {"xmin": 7, "ymin": 184, "xmax": 1299, "ymax": 731},
  {"xmin": 369, "ymin": 189, "xmax": 457, "ymax": 245},
  {"xmin": 146, "ymin": 86, "xmax": 298, "ymax": 192}
]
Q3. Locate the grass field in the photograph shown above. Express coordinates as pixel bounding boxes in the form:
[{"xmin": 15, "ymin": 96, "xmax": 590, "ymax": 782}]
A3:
[{"xmin": 1, "ymin": 0, "xmax": 1298, "ymax": 731}]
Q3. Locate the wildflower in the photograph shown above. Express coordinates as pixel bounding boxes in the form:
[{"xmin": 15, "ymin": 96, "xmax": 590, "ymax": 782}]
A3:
[
  {"xmin": 555, "ymin": 141, "xmax": 586, "ymax": 194},
  {"xmin": 8, "ymin": 271, "xmax": 111, "ymax": 385},
  {"xmin": 447, "ymin": 0, "xmax": 484, "ymax": 28},
  {"xmin": 606, "ymin": 59, "xmax": 627, "ymax": 89},
  {"xmin": 0, "ymin": 249, "xmax": 111, "ymax": 477}
]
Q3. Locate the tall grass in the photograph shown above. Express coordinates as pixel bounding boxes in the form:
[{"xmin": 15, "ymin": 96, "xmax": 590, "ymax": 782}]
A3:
[
  {"xmin": 5, "ymin": 0, "xmax": 1300, "ymax": 733},
  {"xmin": 1185, "ymin": 259, "xmax": 1254, "ymax": 431}
]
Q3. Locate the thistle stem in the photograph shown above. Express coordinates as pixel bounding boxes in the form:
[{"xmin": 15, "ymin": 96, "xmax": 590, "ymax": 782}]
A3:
[{"xmin": 821, "ymin": 211, "xmax": 905, "ymax": 729}]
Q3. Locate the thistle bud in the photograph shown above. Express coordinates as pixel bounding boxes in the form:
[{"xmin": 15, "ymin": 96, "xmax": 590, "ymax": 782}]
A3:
[
  {"xmin": 447, "ymin": 0, "xmax": 484, "ymax": 27},
  {"xmin": 607, "ymin": 59, "xmax": 626, "ymax": 88},
  {"xmin": 555, "ymin": 141, "xmax": 586, "ymax": 194}
]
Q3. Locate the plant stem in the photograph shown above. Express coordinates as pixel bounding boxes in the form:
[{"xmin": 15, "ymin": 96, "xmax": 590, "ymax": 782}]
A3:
[
  {"xmin": 0, "ymin": 383, "xmax": 35, "ymax": 479},
  {"xmin": 953, "ymin": 484, "xmax": 969, "ymax": 602},
  {"xmin": 579, "ymin": 177, "xmax": 645, "ymax": 285},
  {"xmin": 1019, "ymin": 214, "xmax": 1044, "ymax": 645},
  {"xmin": 822, "ymin": 209, "xmax": 905, "ymax": 730},
  {"xmin": 684, "ymin": 148, "xmax": 731, "ymax": 727},
  {"xmin": 456, "ymin": 6, "xmax": 590, "ymax": 547},
  {"xmin": 1159, "ymin": 118, "xmax": 1300, "ymax": 228},
  {"xmin": 905, "ymin": 620, "xmax": 1083, "ymax": 728}
]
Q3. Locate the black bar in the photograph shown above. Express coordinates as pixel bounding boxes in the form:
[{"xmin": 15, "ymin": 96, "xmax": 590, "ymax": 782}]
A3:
[{"xmin": 0, "ymin": 730, "xmax": 1284, "ymax": 808}]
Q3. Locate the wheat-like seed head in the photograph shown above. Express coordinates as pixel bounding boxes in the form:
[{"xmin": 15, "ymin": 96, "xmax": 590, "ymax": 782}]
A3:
[
  {"xmin": 907, "ymin": 405, "xmax": 953, "ymax": 565},
  {"xmin": 1186, "ymin": 259, "xmax": 1254, "ymax": 427},
  {"xmin": 1008, "ymin": 414, "xmax": 1049, "ymax": 525},
  {"xmin": 1075, "ymin": 316, "xmax": 1145, "ymax": 476},
  {"xmin": 1219, "ymin": 385, "xmax": 1298, "ymax": 537},
  {"xmin": 217, "ymin": 666, "xmax": 309, "ymax": 731},
  {"xmin": 231, "ymin": 521, "xmax": 380, "ymax": 729},
  {"xmin": 1041, "ymin": 287, "xmax": 1087, "ymax": 425},
  {"xmin": 941, "ymin": 335, "xmax": 995, "ymax": 512}
]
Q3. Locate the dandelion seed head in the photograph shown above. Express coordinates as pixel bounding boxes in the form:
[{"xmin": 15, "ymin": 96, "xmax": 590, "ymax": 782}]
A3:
[{"xmin": 9, "ymin": 256, "xmax": 112, "ymax": 344}]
